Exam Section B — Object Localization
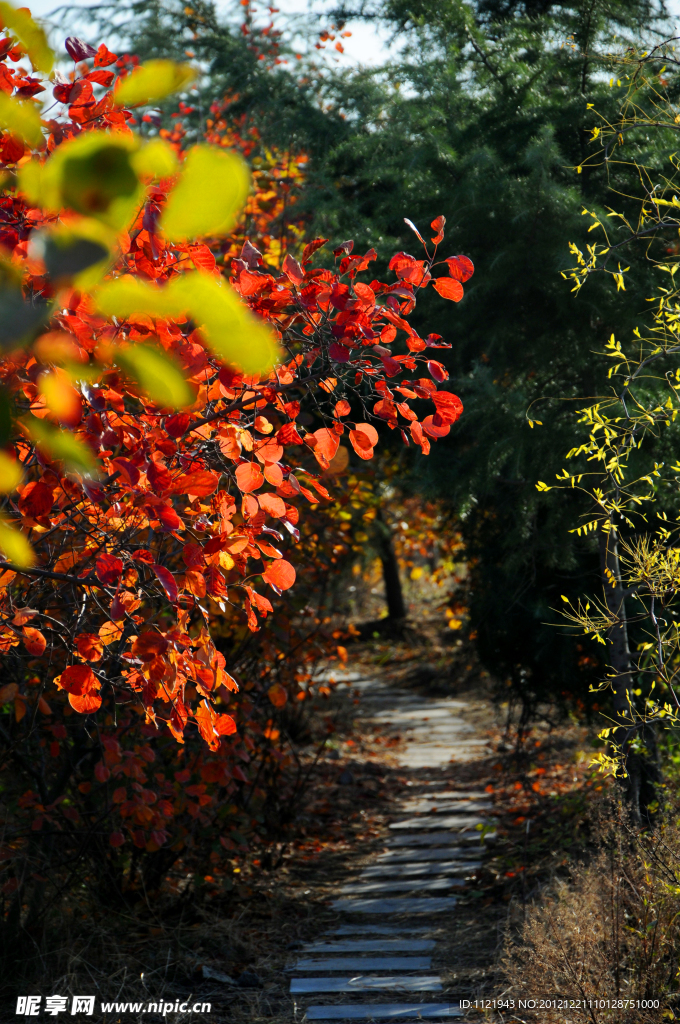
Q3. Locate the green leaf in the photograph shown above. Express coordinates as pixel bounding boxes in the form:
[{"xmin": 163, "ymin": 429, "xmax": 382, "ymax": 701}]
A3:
[
  {"xmin": 0, "ymin": 517, "xmax": 34, "ymax": 567},
  {"xmin": 0, "ymin": 92, "xmax": 42, "ymax": 147},
  {"xmin": 0, "ymin": 2, "xmax": 53, "ymax": 73},
  {"xmin": 113, "ymin": 59, "xmax": 196, "ymax": 107},
  {"xmin": 116, "ymin": 343, "xmax": 195, "ymax": 408},
  {"xmin": 94, "ymin": 275, "xmax": 186, "ymax": 319},
  {"xmin": 24, "ymin": 418, "xmax": 98, "ymax": 474},
  {"xmin": 160, "ymin": 145, "xmax": 250, "ymax": 241},
  {"xmin": 43, "ymin": 236, "xmax": 109, "ymax": 281}
]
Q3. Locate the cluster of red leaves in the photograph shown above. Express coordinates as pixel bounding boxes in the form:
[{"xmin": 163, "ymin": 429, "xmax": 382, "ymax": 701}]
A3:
[{"xmin": 0, "ymin": 28, "xmax": 472, "ymax": 889}]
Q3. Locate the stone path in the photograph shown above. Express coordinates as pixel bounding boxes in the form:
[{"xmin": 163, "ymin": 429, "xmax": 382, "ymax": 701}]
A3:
[{"xmin": 288, "ymin": 674, "xmax": 495, "ymax": 1022}]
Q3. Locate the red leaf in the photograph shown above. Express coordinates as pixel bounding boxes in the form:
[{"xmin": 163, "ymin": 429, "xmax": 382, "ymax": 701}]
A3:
[
  {"xmin": 302, "ymin": 237, "xmax": 329, "ymax": 263},
  {"xmin": 381, "ymin": 355, "xmax": 402, "ymax": 377},
  {"xmin": 69, "ymin": 691, "xmax": 102, "ymax": 714},
  {"xmin": 109, "ymin": 832, "xmax": 125, "ymax": 847},
  {"xmin": 96, "ymin": 553, "xmax": 123, "ymax": 586},
  {"xmin": 195, "ymin": 700, "xmax": 220, "ymax": 751},
  {"xmin": 313, "ymin": 428, "xmax": 340, "ymax": 463},
  {"xmin": 23, "ymin": 626, "xmax": 46, "ymax": 656},
  {"xmin": 170, "ymin": 470, "xmax": 219, "ymax": 498},
  {"xmin": 57, "ymin": 664, "xmax": 99, "ymax": 695},
  {"xmin": 445, "ymin": 255, "xmax": 474, "ymax": 282},
  {"xmin": 18, "ymin": 481, "xmax": 53, "ymax": 518},
  {"xmin": 236, "ymin": 462, "xmax": 264, "ymax": 493},
  {"xmin": 427, "ymin": 360, "xmax": 449, "ymax": 383},
  {"xmin": 205, "ymin": 563, "xmax": 227, "ymax": 598},
  {"xmin": 262, "ymin": 559, "xmax": 296, "ymax": 592},
  {"xmin": 94, "ymin": 43, "xmax": 118, "ymax": 67},
  {"xmin": 335, "ymin": 400, "xmax": 351, "ymax": 418},
  {"xmin": 277, "ymin": 423, "xmax": 303, "ymax": 446},
  {"xmin": 431, "ymin": 215, "xmax": 446, "ymax": 244},
  {"xmin": 215, "ymin": 713, "xmax": 237, "ymax": 735},
  {"xmin": 158, "ymin": 505, "xmax": 182, "ymax": 532},
  {"xmin": 421, "ymin": 415, "xmax": 451, "ymax": 439},
  {"xmin": 84, "ymin": 68, "xmax": 114, "ymax": 86},
  {"xmin": 282, "ymin": 253, "xmax": 304, "ymax": 286},
  {"xmin": 433, "ymin": 277, "xmax": 464, "ymax": 302},
  {"xmin": 151, "ymin": 564, "xmax": 178, "ymax": 603},
  {"xmin": 75, "ymin": 633, "xmax": 103, "ymax": 662},
  {"xmin": 189, "ymin": 244, "xmax": 216, "ymax": 274}
]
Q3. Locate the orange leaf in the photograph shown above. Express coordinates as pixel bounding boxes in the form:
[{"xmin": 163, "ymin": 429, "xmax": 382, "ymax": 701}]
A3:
[
  {"xmin": 69, "ymin": 690, "xmax": 102, "ymax": 714},
  {"xmin": 262, "ymin": 558, "xmax": 296, "ymax": 592},
  {"xmin": 57, "ymin": 664, "xmax": 99, "ymax": 695},
  {"xmin": 433, "ymin": 277, "xmax": 464, "ymax": 302},
  {"xmin": 22, "ymin": 626, "xmax": 46, "ymax": 656},
  {"xmin": 267, "ymin": 682, "xmax": 288, "ymax": 708},
  {"xmin": 235, "ymin": 462, "xmax": 263, "ymax": 493},
  {"xmin": 445, "ymin": 255, "xmax": 474, "ymax": 282},
  {"xmin": 258, "ymin": 492, "xmax": 286, "ymax": 518},
  {"xmin": 75, "ymin": 632, "xmax": 104, "ymax": 662},
  {"xmin": 99, "ymin": 620, "xmax": 123, "ymax": 646}
]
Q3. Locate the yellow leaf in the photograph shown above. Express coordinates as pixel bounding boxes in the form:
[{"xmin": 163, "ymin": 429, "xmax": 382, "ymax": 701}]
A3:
[
  {"xmin": 113, "ymin": 59, "xmax": 196, "ymax": 107},
  {"xmin": 115, "ymin": 343, "xmax": 195, "ymax": 408},
  {"xmin": 0, "ymin": 1, "xmax": 53, "ymax": 73},
  {"xmin": 160, "ymin": 145, "xmax": 250, "ymax": 241},
  {"xmin": 0, "ymin": 451, "xmax": 22, "ymax": 493},
  {"xmin": 0, "ymin": 92, "xmax": 42, "ymax": 146},
  {"xmin": 95, "ymin": 275, "xmax": 186, "ymax": 318},
  {"xmin": 172, "ymin": 273, "xmax": 279, "ymax": 374},
  {"xmin": 0, "ymin": 517, "xmax": 35, "ymax": 567},
  {"xmin": 37, "ymin": 369, "xmax": 82, "ymax": 425}
]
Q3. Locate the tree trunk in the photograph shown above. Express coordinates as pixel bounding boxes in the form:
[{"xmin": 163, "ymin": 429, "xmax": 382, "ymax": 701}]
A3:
[
  {"xmin": 599, "ymin": 523, "xmax": 660, "ymax": 822},
  {"xmin": 376, "ymin": 510, "xmax": 406, "ymax": 621}
]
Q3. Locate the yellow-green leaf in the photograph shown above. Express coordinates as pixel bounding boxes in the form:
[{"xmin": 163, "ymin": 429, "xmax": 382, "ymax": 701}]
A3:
[
  {"xmin": 171, "ymin": 273, "xmax": 279, "ymax": 374},
  {"xmin": 0, "ymin": 450, "xmax": 22, "ymax": 492},
  {"xmin": 94, "ymin": 275, "xmax": 185, "ymax": 319},
  {"xmin": 0, "ymin": 92, "xmax": 42, "ymax": 147},
  {"xmin": 116, "ymin": 343, "xmax": 195, "ymax": 408},
  {"xmin": 131, "ymin": 138, "xmax": 179, "ymax": 181},
  {"xmin": 160, "ymin": 145, "xmax": 249, "ymax": 241},
  {"xmin": 24, "ymin": 418, "xmax": 97, "ymax": 474},
  {"xmin": 113, "ymin": 59, "xmax": 196, "ymax": 107},
  {"xmin": 94, "ymin": 272, "xmax": 279, "ymax": 375},
  {"xmin": 0, "ymin": 516, "xmax": 34, "ymax": 567},
  {"xmin": 0, "ymin": 1, "xmax": 53, "ymax": 73},
  {"xmin": 23, "ymin": 131, "xmax": 142, "ymax": 229}
]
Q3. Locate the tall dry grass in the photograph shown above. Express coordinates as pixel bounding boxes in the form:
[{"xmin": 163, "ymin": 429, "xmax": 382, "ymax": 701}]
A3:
[{"xmin": 503, "ymin": 799, "xmax": 680, "ymax": 1023}]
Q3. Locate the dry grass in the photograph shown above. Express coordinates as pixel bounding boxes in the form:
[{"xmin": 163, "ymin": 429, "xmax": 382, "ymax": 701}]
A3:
[{"xmin": 502, "ymin": 799, "xmax": 680, "ymax": 1024}]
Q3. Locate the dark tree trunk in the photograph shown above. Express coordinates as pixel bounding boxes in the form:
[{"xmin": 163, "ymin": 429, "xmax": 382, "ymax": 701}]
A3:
[
  {"xmin": 599, "ymin": 524, "xmax": 660, "ymax": 822},
  {"xmin": 376, "ymin": 510, "xmax": 406, "ymax": 621}
]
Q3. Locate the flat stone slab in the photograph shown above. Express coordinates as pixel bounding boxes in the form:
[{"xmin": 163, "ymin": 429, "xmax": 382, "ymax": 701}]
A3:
[
  {"xmin": 303, "ymin": 940, "xmax": 436, "ymax": 954},
  {"xmin": 388, "ymin": 831, "xmax": 494, "ymax": 848},
  {"xmin": 290, "ymin": 975, "xmax": 443, "ymax": 994},
  {"xmin": 377, "ymin": 848, "xmax": 483, "ymax": 863},
  {"xmin": 305, "ymin": 1003, "xmax": 462, "ymax": 1019},
  {"xmin": 360, "ymin": 861, "xmax": 481, "ymax": 880},
  {"xmin": 331, "ymin": 925, "xmax": 435, "ymax": 936},
  {"xmin": 398, "ymin": 801, "xmax": 492, "ymax": 815},
  {"xmin": 341, "ymin": 877, "xmax": 464, "ymax": 896},
  {"xmin": 390, "ymin": 815, "xmax": 488, "ymax": 831},
  {"xmin": 331, "ymin": 897, "xmax": 458, "ymax": 914},
  {"xmin": 293, "ymin": 957, "xmax": 432, "ymax": 972}
]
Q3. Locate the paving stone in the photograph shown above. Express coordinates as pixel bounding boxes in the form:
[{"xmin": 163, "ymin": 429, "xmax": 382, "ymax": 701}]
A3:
[
  {"xmin": 303, "ymin": 940, "xmax": 436, "ymax": 953},
  {"xmin": 340, "ymin": 876, "xmax": 464, "ymax": 896},
  {"xmin": 305, "ymin": 1007, "xmax": 462, "ymax": 1021},
  {"xmin": 305, "ymin": 1007, "xmax": 461, "ymax": 1021},
  {"xmin": 293, "ymin": 957, "xmax": 433, "ymax": 972},
  {"xmin": 398, "ymin": 800, "xmax": 492, "ymax": 814},
  {"xmin": 376, "ymin": 848, "xmax": 483, "ymax": 863},
  {"xmin": 389, "ymin": 815, "xmax": 488, "ymax": 831},
  {"xmin": 330, "ymin": 925, "xmax": 434, "ymax": 935},
  {"xmin": 387, "ymin": 831, "xmax": 495, "ymax": 847},
  {"xmin": 290, "ymin": 975, "xmax": 443, "ymax": 993},
  {"xmin": 359, "ymin": 860, "xmax": 481, "ymax": 879},
  {"xmin": 331, "ymin": 897, "xmax": 458, "ymax": 913}
]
